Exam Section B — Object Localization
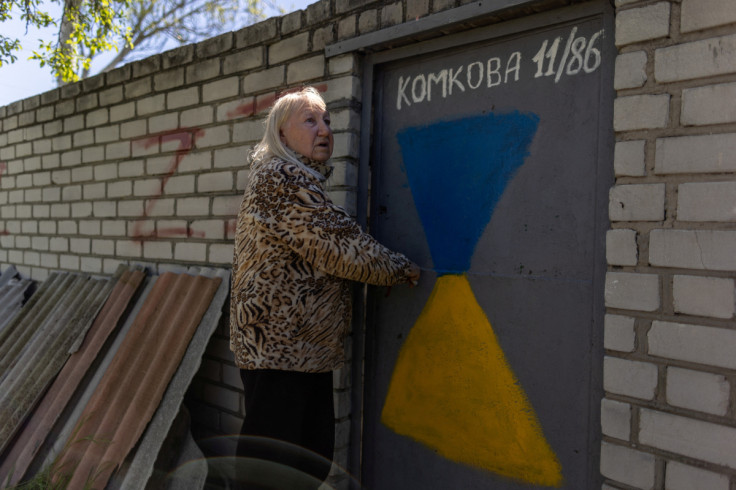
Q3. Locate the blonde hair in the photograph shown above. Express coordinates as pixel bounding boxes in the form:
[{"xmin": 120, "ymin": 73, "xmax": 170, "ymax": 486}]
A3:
[{"xmin": 251, "ymin": 86, "xmax": 328, "ymax": 167}]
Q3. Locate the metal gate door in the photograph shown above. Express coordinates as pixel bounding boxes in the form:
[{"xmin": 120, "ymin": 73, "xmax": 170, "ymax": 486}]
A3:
[{"xmin": 359, "ymin": 3, "xmax": 613, "ymax": 489}]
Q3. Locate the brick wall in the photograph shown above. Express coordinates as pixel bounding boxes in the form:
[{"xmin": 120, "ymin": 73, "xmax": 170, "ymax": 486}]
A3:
[
  {"xmin": 603, "ymin": 0, "xmax": 736, "ymax": 488},
  {"xmin": 1, "ymin": 0, "xmax": 736, "ymax": 488}
]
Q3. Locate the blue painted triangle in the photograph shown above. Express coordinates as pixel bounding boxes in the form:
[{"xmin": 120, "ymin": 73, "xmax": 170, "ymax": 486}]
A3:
[{"xmin": 397, "ymin": 111, "xmax": 539, "ymax": 274}]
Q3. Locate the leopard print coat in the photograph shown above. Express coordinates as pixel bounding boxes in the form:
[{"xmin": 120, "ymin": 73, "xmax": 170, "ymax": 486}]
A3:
[{"xmin": 230, "ymin": 153, "xmax": 413, "ymax": 373}]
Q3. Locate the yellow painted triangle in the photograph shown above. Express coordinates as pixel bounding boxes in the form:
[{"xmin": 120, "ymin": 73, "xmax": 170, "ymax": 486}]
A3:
[{"xmin": 381, "ymin": 274, "xmax": 563, "ymax": 486}]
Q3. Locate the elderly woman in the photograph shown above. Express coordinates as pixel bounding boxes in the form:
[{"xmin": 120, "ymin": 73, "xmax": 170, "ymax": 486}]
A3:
[{"xmin": 230, "ymin": 86, "xmax": 420, "ymax": 488}]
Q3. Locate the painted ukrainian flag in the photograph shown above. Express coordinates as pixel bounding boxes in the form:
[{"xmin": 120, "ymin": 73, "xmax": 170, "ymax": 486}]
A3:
[{"xmin": 382, "ymin": 112, "xmax": 563, "ymax": 487}]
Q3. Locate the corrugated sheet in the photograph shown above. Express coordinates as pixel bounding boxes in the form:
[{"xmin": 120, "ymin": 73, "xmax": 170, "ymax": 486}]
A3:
[
  {"xmin": 0, "ymin": 270, "xmax": 118, "ymax": 455},
  {"xmin": 0, "ymin": 275, "xmax": 35, "ymax": 335},
  {"xmin": 119, "ymin": 267, "xmax": 230, "ymax": 490},
  {"xmin": 55, "ymin": 268, "xmax": 224, "ymax": 489},
  {"xmin": 0, "ymin": 265, "xmax": 146, "ymax": 486}
]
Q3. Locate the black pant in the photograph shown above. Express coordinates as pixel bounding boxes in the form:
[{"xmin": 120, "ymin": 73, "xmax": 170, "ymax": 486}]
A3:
[{"xmin": 235, "ymin": 369, "xmax": 335, "ymax": 490}]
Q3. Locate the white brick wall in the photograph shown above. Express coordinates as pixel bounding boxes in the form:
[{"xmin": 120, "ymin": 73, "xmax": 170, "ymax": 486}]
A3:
[
  {"xmin": 606, "ymin": 2, "xmax": 736, "ymax": 488},
  {"xmin": 640, "ymin": 409, "xmax": 736, "ymax": 469}
]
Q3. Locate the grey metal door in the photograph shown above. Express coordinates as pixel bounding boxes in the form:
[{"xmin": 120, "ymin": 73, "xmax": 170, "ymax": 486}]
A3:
[{"xmin": 360, "ymin": 3, "xmax": 613, "ymax": 489}]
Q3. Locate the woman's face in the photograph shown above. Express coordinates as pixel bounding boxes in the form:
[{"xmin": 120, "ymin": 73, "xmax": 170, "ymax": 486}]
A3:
[{"xmin": 279, "ymin": 102, "xmax": 334, "ymax": 162}]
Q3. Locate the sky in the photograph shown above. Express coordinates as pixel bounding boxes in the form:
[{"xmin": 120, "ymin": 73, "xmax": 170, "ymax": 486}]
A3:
[{"xmin": 0, "ymin": 0, "xmax": 313, "ymax": 107}]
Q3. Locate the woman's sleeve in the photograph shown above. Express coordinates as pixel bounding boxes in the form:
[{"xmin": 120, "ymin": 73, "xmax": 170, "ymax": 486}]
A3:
[{"xmin": 251, "ymin": 167, "xmax": 413, "ymax": 286}]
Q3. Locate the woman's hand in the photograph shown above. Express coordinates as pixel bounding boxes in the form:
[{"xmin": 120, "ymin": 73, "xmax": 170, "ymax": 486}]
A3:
[{"xmin": 406, "ymin": 262, "xmax": 421, "ymax": 287}]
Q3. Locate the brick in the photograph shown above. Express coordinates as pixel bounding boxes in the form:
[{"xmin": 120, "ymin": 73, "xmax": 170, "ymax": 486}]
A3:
[
  {"xmin": 117, "ymin": 240, "xmax": 142, "ymax": 257},
  {"xmin": 102, "ymin": 220, "xmax": 126, "ymax": 236},
  {"xmin": 615, "ymin": 2, "xmax": 670, "ymax": 47},
  {"xmin": 600, "ymin": 443, "xmax": 654, "ymax": 489},
  {"xmin": 287, "ymin": 55, "xmax": 326, "ymax": 84},
  {"xmin": 601, "ymin": 398, "xmax": 631, "ymax": 440},
  {"xmin": 613, "ymin": 94, "xmax": 669, "ymax": 131},
  {"xmin": 337, "ymin": 15, "xmax": 356, "ymax": 40},
  {"xmin": 649, "ymin": 229, "xmax": 736, "ymax": 271},
  {"xmin": 86, "ymin": 108, "xmax": 109, "ymax": 128},
  {"xmin": 233, "ymin": 119, "xmax": 266, "ymax": 142},
  {"xmin": 177, "ymin": 151, "xmax": 212, "ymax": 173},
  {"xmin": 196, "ymin": 32, "xmax": 233, "ymax": 58},
  {"xmin": 196, "ymin": 125, "xmax": 231, "ymax": 148},
  {"xmin": 223, "ymin": 47, "xmax": 264, "ymax": 75},
  {"xmin": 76, "ymin": 93, "xmax": 98, "ymax": 112},
  {"xmin": 163, "ymin": 175, "xmax": 195, "ymax": 195},
  {"xmin": 673, "ymin": 275, "xmax": 734, "ymax": 319},
  {"xmin": 609, "ymin": 184, "xmax": 664, "ymax": 222},
  {"xmin": 74, "ymin": 129, "xmax": 95, "ymax": 147},
  {"xmin": 95, "ymin": 126, "xmax": 119, "ymax": 143},
  {"xmin": 678, "ymin": 181, "xmax": 736, "ymax": 222},
  {"xmin": 655, "ymin": 133, "xmax": 736, "ymax": 174},
  {"xmin": 665, "ymin": 461, "xmax": 729, "ymax": 490},
  {"xmin": 640, "ymin": 409, "xmax": 736, "ymax": 469},
  {"xmin": 614, "ymin": 51, "xmax": 647, "ymax": 90},
  {"xmin": 125, "ymin": 77, "xmax": 152, "ymax": 98},
  {"xmin": 212, "ymin": 195, "xmax": 241, "ymax": 216},
  {"xmin": 214, "ymin": 146, "xmax": 249, "ymax": 168},
  {"xmin": 332, "ymin": 132, "xmax": 358, "ymax": 159},
  {"xmin": 606, "ymin": 229, "xmax": 637, "ymax": 266},
  {"xmin": 93, "ymin": 201, "xmax": 116, "ymax": 218},
  {"xmin": 59, "ymin": 254, "xmax": 80, "ymax": 270},
  {"xmin": 407, "ymin": 0, "xmax": 429, "ymax": 19},
  {"xmin": 137, "ymin": 94, "xmax": 166, "ymax": 115},
  {"xmin": 604, "ymin": 314, "xmax": 636, "ymax": 352},
  {"xmin": 143, "ymin": 241, "xmax": 172, "ymax": 260},
  {"xmin": 210, "ymin": 243, "xmax": 234, "ymax": 264},
  {"xmin": 181, "ymin": 106, "xmax": 214, "ymax": 127},
  {"xmin": 649, "ymin": 320, "xmax": 736, "ymax": 370},
  {"xmin": 153, "ymin": 68, "xmax": 184, "ymax": 92},
  {"xmin": 191, "ymin": 219, "xmax": 224, "ymax": 240},
  {"xmin": 71, "ymin": 202, "xmax": 92, "ymax": 217},
  {"xmin": 681, "ymin": 0, "xmax": 736, "ymax": 34},
  {"xmin": 82, "ymin": 146, "xmax": 105, "ymax": 164},
  {"xmin": 329, "ymin": 54, "xmax": 356, "ymax": 77},
  {"xmin": 148, "ymin": 113, "xmax": 178, "ymax": 134},
  {"xmin": 381, "ymin": 2, "xmax": 403, "ymax": 27},
  {"xmin": 198, "ymin": 171, "xmax": 233, "ymax": 192},
  {"xmin": 235, "ymin": 17, "xmax": 278, "ymax": 48},
  {"xmin": 203, "ymin": 77, "xmax": 240, "ymax": 103},
  {"xmin": 119, "ymin": 160, "xmax": 144, "ymax": 178},
  {"xmin": 681, "ymin": 82, "xmax": 736, "ymax": 126},
  {"xmin": 313, "ymin": 24, "xmax": 335, "ymax": 51},
  {"xmin": 162, "ymin": 45, "xmax": 194, "ymax": 70},
  {"xmin": 186, "ymin": 59, "xmax": 221, "ymax": 83},
  {"xmin": 655, "ymin": 34, "xmax": 736, "ymax": 83},
  {"xmin": 118, "ymin": 200, "xmax": 144, "ymax": 217},
  {"xmin": 177, "ymin": 197, "xmax": 210, "ymax": 216},
  {"xmin": 99, "ymin": 86, "xmax": 123, "ymax": 106},
  {"xmin": 110, "ymin": 102, "xmax": 135, "ymax": 123},
  {"xmin": 269, "ymin": 32, "xmax": 310, "ymax": 65},
  {"xmin": 106, "ymin": 142, "xmax": 131, "ymax": 160},
  {"xmin": 306, "ymin": 1, "xmax": 331, "ymax": 24},
  {"xmin": 174, "ymin": 242, "xmax": 207, "ymax": 262},
  {"xmin": 70, "ymin": 238, "xmax": 91, "ymax": 253},
  {"xmin": 40, "ymin": 253, "xmax": 58, "ymax": 269},
  {"xmin": 667, "ymin": 367, "xmax": 730, "ymax": 416},
  {"xmin": 134, "ymin": 178, "xmax": 162, "ymax": 197},
  {"xmin": 242, "ymin": 67, "xmax": 285, "ymax": 93},
  {"xmin": 324, "ymin": 76, "xmax": 361, "ymax": 103},
  {"xmin": 604, "ymin": 356, "xmax": 658, "ymax": 400},
  {"xmin": 92, "ymin": 237, "xmax": 114, "ymax": 254},
  {"xmin": 358, "ymin": 9, "xmax": 378, "ymax": 34},
  {"xmin": 281, "ymin": 11, "xmax": 302, "ymax": 34},
  {"xmin": 605, "ymin": 271, "xmax": 659, "ymax": 311}
]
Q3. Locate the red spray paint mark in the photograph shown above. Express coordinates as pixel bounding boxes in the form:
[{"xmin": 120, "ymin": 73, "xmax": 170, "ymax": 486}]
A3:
[
  {"xmin": 225, "ymin": 219, "xmax": 237, "ymax": 238},
  {"xmin": 226, "ymin": 84, "xmax": 328, "ymax": 120},
  {"xmin": 131, "ymin": 128, "xmax": 207, "ymax": 241}
]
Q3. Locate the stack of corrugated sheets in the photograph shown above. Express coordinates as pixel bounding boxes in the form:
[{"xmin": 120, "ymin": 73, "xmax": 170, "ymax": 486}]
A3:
[{"xmin": 0, "ymin": 265, "xmax": 230, "ymax": 490}]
